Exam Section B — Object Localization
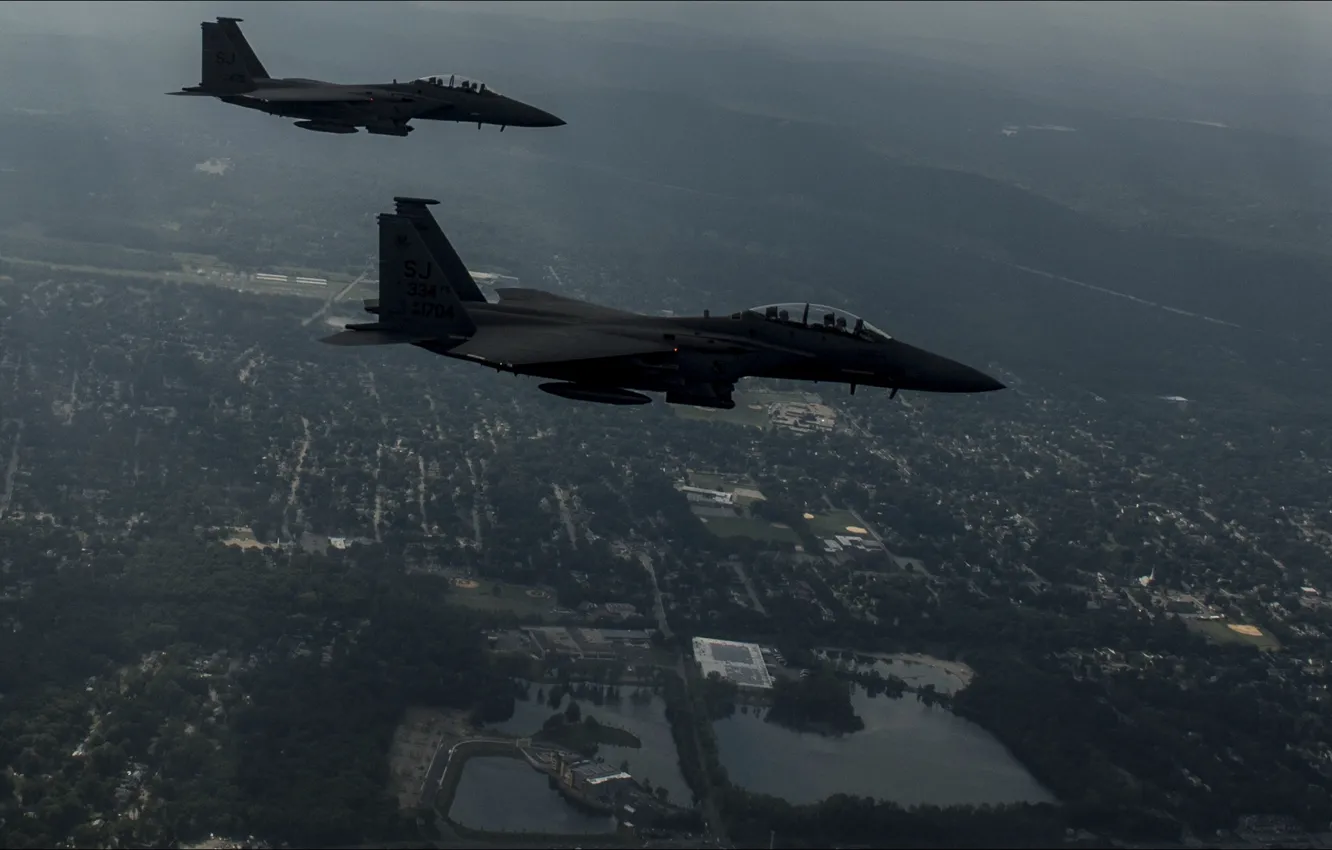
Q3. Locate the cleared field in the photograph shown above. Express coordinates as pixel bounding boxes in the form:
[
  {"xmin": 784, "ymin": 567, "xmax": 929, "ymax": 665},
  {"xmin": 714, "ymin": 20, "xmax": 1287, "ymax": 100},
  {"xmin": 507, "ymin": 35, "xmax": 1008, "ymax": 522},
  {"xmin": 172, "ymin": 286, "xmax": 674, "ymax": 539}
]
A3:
[
  {"xmin": 446, "ymin": 578, "xmax": 557, "ymax": 620},
  {"xmin": 218, "ymin": 525, "xmax": 279, "ymax": 551},
  {"xmin": 687, "ymin": 471, "xmax": 730, "ymax": 491},
  {"xmin": 700, "ymin": 515, "xmax": 800, "ymax": 544},
  {"xmin": 805, "ymin": 509, "xmax": 869, "ymax": 538},
  {"xmin": 1186, "ymin": 619, "xmax": 1281, "ymax": 651},
  {"xmin": 673, "ymin": 391, "xmax": 772, "ymax": 428},
  {"xmin": 746, "ymin": 389, "xmax": 819, "ymax": 405},
  {"xmin": 686, "ymin": 469, "xmax": 759, "ymax": 492},
  {"xmin": 387, "ymin": 706, "xmax": 464, "ymax": 810}
]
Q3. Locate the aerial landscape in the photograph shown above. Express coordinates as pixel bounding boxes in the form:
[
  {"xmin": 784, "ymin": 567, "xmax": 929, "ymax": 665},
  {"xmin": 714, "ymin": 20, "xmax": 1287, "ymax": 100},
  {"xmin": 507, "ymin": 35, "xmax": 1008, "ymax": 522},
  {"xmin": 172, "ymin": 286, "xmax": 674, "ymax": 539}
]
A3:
[{"xmin": 2, "ymin": 1, "xmax": 1332, "ymax": 849}]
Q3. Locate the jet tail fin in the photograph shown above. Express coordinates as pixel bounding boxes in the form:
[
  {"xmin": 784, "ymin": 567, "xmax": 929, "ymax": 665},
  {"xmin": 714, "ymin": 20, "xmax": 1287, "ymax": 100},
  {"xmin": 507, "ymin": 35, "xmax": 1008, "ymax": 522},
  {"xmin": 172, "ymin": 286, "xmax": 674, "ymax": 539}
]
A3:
[
  {"xmin": 392, "ymin": 197, "xmax": 488, "ymax": 303},
  {"xmin": 215, "ymin": 18, "xmax": 270, "ymax": 80},
  {"xmin": 373, "ymin": 211, "xmax": 478, "ymax": 338},
  {"xmin": 199, "ymin": 18, "xmax": 264, "ymax": 93}
]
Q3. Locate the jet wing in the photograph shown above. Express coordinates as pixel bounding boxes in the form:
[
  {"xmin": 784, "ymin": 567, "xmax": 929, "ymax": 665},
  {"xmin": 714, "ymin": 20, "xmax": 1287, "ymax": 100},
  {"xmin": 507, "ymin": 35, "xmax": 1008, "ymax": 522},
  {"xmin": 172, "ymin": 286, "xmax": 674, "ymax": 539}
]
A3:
[
  {"xmin": 449, "ymin": 327, "xmax": 676, "ymax": 366},
  {"xmin": 244, "ymin": 87, "xmax": 382, "ymax": 102},
  {"xmin": 494, "ymin": 288, "xmax": 640, "ymax": 320},
  {"xmin": 320, "ymin": 329, "xmax": 434, "ymax": 346}
]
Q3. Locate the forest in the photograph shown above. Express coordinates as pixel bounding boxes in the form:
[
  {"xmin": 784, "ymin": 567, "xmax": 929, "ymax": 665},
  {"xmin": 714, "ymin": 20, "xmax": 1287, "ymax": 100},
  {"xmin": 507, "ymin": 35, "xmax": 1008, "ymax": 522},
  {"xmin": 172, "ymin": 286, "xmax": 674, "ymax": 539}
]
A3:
[
  {"xmin": 764, "ymin": 670, "xmax": 864, "ymax": 736},
  {"xmin": 0, "ymin": 526, "xmax": 517, "ymax": 848}
]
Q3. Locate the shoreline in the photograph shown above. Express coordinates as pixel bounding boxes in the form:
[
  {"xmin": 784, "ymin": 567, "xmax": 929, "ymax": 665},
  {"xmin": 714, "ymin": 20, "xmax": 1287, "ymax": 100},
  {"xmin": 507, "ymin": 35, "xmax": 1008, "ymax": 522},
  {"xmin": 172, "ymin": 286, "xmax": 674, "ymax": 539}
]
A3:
[
  {"xmin": 891, "ymin": 653, "xmax": 975, "ymax": 689},
  {"xmin": 818, "ymin": 647, "xmax": 976, "ymax": 691}
]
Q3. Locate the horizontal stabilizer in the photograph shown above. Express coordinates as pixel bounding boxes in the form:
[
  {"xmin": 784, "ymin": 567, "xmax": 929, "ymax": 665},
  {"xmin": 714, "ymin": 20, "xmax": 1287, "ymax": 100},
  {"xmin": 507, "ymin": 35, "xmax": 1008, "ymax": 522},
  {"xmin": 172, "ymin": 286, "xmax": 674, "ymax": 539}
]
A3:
[
  {"xmin": 319, "ymin": 330, "xmax": 430, "ymax": 346},
  {"xmin": 394, "ymin": 197, "xmax": 440, "ymax": 208},
  {"xmin": 363, "ymin": 298, "xmax": 381, "ymax": 314}
]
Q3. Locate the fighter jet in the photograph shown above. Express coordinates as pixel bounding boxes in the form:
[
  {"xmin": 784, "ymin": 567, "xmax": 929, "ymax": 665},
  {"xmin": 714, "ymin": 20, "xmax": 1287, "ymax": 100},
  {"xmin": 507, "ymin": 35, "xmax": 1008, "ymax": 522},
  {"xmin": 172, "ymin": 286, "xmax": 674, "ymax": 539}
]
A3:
[
  {"xmin": 168, "ymin": 17, "xmax": 565, "ymax": 136},
  {"xmin": 320, "ymin": 197, "xmax": 1005, "ymax": 409}
]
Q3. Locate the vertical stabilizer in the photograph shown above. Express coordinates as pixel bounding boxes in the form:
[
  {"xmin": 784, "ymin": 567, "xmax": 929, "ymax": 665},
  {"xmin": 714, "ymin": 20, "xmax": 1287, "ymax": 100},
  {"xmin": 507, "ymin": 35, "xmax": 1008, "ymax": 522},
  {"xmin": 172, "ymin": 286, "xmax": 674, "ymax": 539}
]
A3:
[
  {"xmin": 377, "ymin": 213, "xmax": 477, "ymax": 337},
  {"xmin": 200, "ymin": 21, "xmax": 256, "ymax": 93},
  {"xmin": 393, "ymin": 197, "xmax": 488, "ymax": 303},
  {"xmin": 215, "ymin": 18, "xmax": 271, "ymax": 80}
]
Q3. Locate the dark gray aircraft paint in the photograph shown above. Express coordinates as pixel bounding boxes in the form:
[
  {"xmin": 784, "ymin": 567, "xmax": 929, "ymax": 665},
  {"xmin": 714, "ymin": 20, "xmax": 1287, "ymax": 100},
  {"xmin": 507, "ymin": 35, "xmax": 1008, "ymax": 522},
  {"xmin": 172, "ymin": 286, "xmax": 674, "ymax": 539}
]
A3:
[
  {"xmin": 321, "ymin": 198, "xmax": 1005, "ymax": 410},
  {"xmin": 168, "ymin": 18, "xmax": 565, "ymax": 136}
]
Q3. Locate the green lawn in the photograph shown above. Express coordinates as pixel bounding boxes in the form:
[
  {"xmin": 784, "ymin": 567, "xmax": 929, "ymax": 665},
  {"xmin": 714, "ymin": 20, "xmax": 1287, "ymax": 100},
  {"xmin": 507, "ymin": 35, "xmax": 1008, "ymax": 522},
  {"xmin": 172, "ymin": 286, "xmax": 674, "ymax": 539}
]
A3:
[
  {"xmin": 699, "ymin": 515, "xmax": 800, "ymax": 544},
  {"xmin": 673, "ymin": 390, "xmax": 783, "ymax": 429},
  {"xmin": 447, "ymin": 579, "xmax": 556, "ymax": 619},
  {"xmin": 745, "ymin": 389, "xmax": 820, "ymax": 405},
  {"xmin": 686, "ymin": 470, "xmax": 759, "ymax": 492},
  {"xmin": 687, "ymin": 471, "xmax": 730, "ymax": 491},
  {"xmin": 805, "ymin": 509, "xmax": 870, "ymax": 538},
  {"xmin": 1186, "ymin": 619, "xmax": 1281, "ymax": 651}
]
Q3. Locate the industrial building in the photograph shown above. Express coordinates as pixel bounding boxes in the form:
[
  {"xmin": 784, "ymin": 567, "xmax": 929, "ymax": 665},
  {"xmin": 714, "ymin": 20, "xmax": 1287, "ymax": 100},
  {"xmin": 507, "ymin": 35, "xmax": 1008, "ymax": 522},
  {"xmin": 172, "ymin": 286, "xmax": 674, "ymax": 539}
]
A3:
[
  {"xmin": 524, "ymin": 626, "xmax": 652, "ymax": 660},
  {"xmin": 691, "ymin": 636, "xmax": 774, "ymax": 691},
  {"xmin": 678, "ymin": 486, "xmax": 735, "ymax": 506},
  {"xmin": 769, "ymin": 401, "xmax": 837, "ymax": 434},
  {"xmin": 555, "ymin": 753, "xmax": 635, "ymax": 810},
  {"xmin": 252, "ymin": 271, "xmax": 328, "ymax": 287},
  {"xmin": 822, "ymin": 534, "xmax": 884, "ymax": 555}
]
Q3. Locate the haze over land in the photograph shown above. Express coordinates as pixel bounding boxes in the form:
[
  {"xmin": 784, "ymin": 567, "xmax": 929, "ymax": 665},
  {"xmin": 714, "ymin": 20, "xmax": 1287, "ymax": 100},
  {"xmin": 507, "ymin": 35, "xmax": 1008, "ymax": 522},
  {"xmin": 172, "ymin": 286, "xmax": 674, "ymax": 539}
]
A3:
[{"xmin": 2, "ymin": 3, "xmax": 1331, "ymax": 848}]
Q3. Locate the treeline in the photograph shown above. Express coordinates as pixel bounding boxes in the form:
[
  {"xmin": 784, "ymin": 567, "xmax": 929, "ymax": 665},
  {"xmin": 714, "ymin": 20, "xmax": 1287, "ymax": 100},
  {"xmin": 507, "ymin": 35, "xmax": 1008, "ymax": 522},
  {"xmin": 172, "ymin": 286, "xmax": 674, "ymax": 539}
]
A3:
[
  {"xmin": 952, "ymin": 651, "xmax": 1332, "ymax": 837},
  {"xmin": 765, "ymin": 670, "xmax": 864, "ymax": 736},
  {"xmin": 657, "ymin": 602, "xmax": 1332, "ymax": 845},
  {"xmin": 722, "ymin": 790, "xmax": 1069, "ymax": 849},
  {"xmin": 660, "ymin": 670, "xmax": 719, "ymax": 809},
  {"xmin": 0, "ymin": 530, "xmax": 522, "ymax": 848}
]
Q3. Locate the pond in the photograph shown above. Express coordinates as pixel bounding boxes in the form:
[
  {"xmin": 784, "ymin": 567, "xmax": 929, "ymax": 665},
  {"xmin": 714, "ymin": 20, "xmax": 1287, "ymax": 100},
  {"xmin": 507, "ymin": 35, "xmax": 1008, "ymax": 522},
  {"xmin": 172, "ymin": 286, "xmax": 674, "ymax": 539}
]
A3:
[
  {"xmin": 448, "ymin": 755, "xmax": 617, "ymax": 835},
  {"xmin": 489, "ymin": 681, "xmax": 693, "ymax": 808},
  {"xmin": 713, "ymin": 681, "xmax": 1055, "ymax": 807}
]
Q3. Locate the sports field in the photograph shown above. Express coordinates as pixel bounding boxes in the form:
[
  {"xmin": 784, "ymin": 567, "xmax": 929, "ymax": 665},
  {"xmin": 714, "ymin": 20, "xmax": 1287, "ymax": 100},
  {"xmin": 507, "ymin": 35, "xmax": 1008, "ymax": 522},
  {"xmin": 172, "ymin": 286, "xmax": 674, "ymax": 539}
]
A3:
[
  {"xmin": 805, "ymin": 509, "xmax": 871, "ymax": 539},
  {"xmin": 674, "ymin": 394, "xmax": 771, "ymax": 428},
  {"xmin": 699, "ymin": 515, "xmax": 800, "ymax": 544},
  {"xmin": 687, "ymin": 470, "xmax": 732, "ymax": 491},
  {"xmin": 446, "ymin": 577, "xmax": 557, "ymax": 619},
  {"xmin": 1186, "ymin": 619, "xmax": 1280, "ymax": 651}
]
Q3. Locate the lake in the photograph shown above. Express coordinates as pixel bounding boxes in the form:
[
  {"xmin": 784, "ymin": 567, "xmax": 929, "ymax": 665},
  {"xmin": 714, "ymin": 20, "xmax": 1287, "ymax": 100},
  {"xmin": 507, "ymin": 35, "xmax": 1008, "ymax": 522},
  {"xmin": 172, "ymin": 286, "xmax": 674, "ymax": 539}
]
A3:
[
  {"xmin": 477, "ymin": 668, "xmax": 1051, "ymax": 824},
  {"xmin": 448, "ymin": 754, "xmax": 617, "ymax": 835},
  {"xmin": 489, "ymin": 682, "xmax": 694, "ymax": 808},
  {"xmin": 713, "ymin": 679, "xmax": 1055, "ymax": 807}
]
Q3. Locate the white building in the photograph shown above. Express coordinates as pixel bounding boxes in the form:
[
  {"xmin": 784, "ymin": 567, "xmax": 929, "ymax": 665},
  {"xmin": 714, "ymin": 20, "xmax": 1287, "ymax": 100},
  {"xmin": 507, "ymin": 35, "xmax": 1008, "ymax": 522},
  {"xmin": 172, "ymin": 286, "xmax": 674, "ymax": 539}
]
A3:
[{"xmin": 692, "ymin": 636, "xmax": 774, "ymax": 691}]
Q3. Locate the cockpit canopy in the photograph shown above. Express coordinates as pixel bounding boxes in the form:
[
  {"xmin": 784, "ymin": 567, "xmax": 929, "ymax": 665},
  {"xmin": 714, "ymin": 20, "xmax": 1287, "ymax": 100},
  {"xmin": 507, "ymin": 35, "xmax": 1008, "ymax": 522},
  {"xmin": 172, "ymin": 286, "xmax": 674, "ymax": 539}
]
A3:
[
  {"xmin": 413, "ymin": 74, "xmax": 498, "ymax": 95},
  {"xmin": 743, "ymin": 303, "xmax": 892, "ymax": 342}
]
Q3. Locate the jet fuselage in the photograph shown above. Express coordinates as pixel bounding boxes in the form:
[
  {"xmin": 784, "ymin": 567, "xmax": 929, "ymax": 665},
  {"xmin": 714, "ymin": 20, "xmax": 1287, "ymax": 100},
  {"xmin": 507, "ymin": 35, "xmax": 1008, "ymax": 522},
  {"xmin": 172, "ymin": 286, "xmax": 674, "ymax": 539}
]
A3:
[
  {"xmin": 215, "ymin": 77, "xmax": 565, "ymax": 130},
  {"xmin": 412, "ymin": 302, "xmax": 1002, "ymax": 397}
]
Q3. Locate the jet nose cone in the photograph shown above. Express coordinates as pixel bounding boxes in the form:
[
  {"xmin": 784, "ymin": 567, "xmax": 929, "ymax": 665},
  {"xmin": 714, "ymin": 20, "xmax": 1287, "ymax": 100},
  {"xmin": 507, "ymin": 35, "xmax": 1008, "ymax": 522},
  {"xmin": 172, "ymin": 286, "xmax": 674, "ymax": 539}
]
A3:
[
  {"xmin": 961, "ymin": 369, "xmax": 1006, "ymax": 393},
  {"xmin": 891, "ymin": 344, "xmax": 1006, "ymax": 394},
  {"xmin": 931, "ymin": 360, "xmax": 1006, "ymax": 394},
  {"xmin": 510, "ymin": 101, "xmax": 566, "ymax": 127},
  {"xmin": 532, "ymin": 108, "xmax": 566, "ymax": 127}
]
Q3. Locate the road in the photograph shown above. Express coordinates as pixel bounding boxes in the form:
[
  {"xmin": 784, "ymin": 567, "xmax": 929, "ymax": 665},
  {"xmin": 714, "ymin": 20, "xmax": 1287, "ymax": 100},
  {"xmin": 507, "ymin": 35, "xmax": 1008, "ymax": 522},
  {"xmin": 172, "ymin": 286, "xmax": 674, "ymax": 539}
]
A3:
[
  {"xmin": 419, "ymin": 736, "xmax": 517, "ymax": 808},
  {"xmin": 637, "ymin": 549, "xmax": 673, "ymax": 640},
  {"xmin": 0, "ymin": 252, "xmax": 332, "ymax": 300},
  {"xmin": 0, "ymin": 419, "xmax": 22, "ymax": 519},
  {"xmin": 677, "ymin": 656, "xmax": 730, "ymax": 847},
  {"xmin": 731, "ymin": 562, "xmax": 766, "ymax": 615},
  {"xmin": 302, "ymin": 261, "xmax": 373, "ymax": 327}
]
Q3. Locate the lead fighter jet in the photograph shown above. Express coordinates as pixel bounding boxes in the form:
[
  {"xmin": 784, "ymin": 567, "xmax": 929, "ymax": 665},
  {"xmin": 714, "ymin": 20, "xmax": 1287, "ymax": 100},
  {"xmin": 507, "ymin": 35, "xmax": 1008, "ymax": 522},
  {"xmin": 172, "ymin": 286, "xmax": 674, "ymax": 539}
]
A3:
[
  {"xmin": 321, "ymin": 198, "xmax": 1006, "ymax": 408},
  {"xmin": 169, "ymin": 17, "xmax": 565, "ymax": 136}
]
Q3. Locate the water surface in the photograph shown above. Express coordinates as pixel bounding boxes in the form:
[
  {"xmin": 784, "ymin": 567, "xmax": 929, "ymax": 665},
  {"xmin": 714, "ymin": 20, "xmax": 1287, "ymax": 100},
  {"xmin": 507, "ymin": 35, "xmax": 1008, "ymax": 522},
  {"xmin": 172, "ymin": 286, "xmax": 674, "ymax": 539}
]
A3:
[
  {"xmin": 491, "ymin": 682, "xmax": 693, "ymax": 807},
  {"xmin": 448, "ymin": 755, "xmax": 617, "ymax": 835},
  {"xmin": 714, "ymin": 684, "xmax": 1054, "ymax": 807}
]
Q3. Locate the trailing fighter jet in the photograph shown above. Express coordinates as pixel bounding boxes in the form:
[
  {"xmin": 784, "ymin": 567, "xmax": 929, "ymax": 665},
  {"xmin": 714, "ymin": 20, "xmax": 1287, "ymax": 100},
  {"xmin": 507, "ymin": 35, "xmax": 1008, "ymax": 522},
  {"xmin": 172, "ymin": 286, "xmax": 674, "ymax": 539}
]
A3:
[
  {"xmin": 168, "ymin": 17, "xmax": 565, "ymax": 136},
  {"xmin": 320, "ymin": 197, "xmax": 1006, "ymax": 409}
]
